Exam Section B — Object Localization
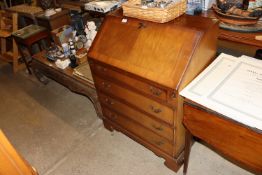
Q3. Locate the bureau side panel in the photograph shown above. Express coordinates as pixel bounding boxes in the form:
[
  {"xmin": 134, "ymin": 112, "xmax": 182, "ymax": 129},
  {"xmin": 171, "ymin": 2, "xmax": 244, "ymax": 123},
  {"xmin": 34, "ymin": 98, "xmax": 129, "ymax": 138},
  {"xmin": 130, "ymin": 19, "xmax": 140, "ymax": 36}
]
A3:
[{"xmin": 174, "ymin": 21, "xmax": 219, "ymax": 157}]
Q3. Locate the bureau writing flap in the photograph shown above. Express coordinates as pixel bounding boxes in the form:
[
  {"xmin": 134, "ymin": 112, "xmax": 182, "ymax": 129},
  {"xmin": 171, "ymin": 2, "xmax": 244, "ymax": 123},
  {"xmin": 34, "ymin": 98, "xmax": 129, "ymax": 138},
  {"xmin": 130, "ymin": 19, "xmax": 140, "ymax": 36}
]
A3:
[{"xmin": 88, "ymin": 13, "xmax": 217, "ymax": 89}]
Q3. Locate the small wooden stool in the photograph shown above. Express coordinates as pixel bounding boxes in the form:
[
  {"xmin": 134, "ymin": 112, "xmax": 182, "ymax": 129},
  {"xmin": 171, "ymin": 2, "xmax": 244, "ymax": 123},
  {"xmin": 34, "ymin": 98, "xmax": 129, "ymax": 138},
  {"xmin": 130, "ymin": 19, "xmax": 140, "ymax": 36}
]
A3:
[{"xmin": 12, "ymin": 25, "xmax": 51, "ymax": 74}]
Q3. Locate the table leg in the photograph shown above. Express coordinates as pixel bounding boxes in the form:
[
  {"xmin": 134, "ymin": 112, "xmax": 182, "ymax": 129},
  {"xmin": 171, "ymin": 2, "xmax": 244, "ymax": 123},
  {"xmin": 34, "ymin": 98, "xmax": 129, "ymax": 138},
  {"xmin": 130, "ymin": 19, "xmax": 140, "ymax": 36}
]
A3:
[
  {"xmin": 17, "ymin": 46, "xmax": 32, "ymax": 74},
  {"xmin": 183, "ymin": 129, "xmax": 193, "ymax": 175},
  {"xmin": 255, "ymin": 49, "xmax": 262, "ymax": 60},
  {"xmin": 32, "ymin": 67, "xmax": 49, "ymax": 85}
]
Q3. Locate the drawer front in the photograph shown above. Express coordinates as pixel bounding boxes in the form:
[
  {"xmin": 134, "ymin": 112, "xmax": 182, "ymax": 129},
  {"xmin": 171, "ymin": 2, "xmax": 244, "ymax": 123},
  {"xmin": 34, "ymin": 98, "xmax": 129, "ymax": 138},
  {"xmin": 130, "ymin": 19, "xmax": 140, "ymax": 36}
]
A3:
[
  {"xmin": 99, "ymin": 93, "xmax": 173, "ymax": 141},
  {"xmin": 90, "ymin": 62, "xmax": 167, "ymax": 101},
  {"xmin": 103, "ymin": 107, "xmax": 173, "ymax": 155},
  {"xmin": 94, "ymin": 75, "xmax": 174, "ymax": 125}
]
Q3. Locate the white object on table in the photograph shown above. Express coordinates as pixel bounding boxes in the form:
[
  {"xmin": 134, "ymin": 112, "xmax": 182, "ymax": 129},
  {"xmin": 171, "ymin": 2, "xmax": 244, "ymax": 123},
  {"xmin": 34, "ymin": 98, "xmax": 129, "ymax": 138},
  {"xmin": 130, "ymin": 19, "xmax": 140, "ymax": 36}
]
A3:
[
  {"xmin": 55, "ymin": 59, "xmax": 70, "ymax": 69},
  {"xmin": 180, "ymin": 53, "xmax": 262, "ymax": 131}
]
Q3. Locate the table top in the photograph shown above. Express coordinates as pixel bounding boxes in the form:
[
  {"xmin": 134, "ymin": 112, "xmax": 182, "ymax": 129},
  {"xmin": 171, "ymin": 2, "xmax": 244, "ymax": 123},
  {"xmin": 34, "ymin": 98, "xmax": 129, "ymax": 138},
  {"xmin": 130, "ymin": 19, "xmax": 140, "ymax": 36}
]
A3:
[
  {"xmin": 12, "ymin": 25, "xmax": 46, "ymax": 39},
  {"xmin": 7, "ymin": 4, "xmax": 43, "ymax": 16},
  {"xmin": 32, "ymin": 50, "xmax": 95, "ymax": 88}
]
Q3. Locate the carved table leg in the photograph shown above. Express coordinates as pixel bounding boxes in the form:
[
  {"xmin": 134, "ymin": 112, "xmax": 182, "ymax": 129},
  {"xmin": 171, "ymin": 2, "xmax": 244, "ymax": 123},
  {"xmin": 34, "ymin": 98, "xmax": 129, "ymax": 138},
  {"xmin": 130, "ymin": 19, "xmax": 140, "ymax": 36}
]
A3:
[{"xmin": 85, "ymin": 93, "xmax": 103, "ymax": 119}]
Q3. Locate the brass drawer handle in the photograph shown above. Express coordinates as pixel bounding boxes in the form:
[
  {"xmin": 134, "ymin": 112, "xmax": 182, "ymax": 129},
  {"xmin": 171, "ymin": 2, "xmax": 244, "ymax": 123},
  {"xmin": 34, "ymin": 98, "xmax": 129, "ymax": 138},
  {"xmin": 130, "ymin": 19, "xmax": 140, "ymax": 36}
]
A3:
[
  {"xmin": 149, "ymin": 105, "xmax": 162, "ymax": 113},
  {"xmin": 149, "ymin": 86, "xmax": 162, "ymax": 96},
  {"xmin": 154, "ymin": 141, "xmax": 164, "ymax": 146},
  {"xmin": 152, "ymin": 124, "xmax": 163, "ymax": 131},
  {"xmin": 101, "ymin": 82, "xmax": 111, "ymax": 89},
  {"xmin": 105, "ymin": 98, "xmax": 114, "ymax": 105}
]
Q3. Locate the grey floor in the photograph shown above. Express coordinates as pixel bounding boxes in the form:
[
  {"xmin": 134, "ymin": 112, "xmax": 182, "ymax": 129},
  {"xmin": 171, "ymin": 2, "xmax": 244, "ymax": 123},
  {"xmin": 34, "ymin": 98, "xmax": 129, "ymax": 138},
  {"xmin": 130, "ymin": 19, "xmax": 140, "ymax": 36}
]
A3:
[{"xmin": 0, "ymin": 62, "xmax": 252, "ymax": 175}]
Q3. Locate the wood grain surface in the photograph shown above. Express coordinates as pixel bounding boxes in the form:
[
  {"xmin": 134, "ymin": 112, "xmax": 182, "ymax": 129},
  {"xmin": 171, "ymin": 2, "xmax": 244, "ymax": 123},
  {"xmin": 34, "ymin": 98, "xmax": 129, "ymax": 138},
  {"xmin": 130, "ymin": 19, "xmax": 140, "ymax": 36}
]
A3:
[{"xmin": 183, "ymin": 103, "xmax": 262, "ymax": 174}]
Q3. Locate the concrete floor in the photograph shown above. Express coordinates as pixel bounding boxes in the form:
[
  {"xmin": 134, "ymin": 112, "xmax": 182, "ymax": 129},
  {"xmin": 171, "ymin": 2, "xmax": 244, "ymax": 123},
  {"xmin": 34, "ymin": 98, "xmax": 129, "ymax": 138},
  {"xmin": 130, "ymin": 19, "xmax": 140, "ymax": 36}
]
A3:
[{"xmin": 0, "ymin": 62, "xmax": 252, "ymax": 175}]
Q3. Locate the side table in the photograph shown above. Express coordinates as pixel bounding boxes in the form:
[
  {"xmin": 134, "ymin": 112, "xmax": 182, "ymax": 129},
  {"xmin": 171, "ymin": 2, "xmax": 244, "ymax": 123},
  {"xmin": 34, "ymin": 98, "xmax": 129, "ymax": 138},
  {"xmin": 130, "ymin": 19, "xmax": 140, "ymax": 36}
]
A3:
[
  {"xmin": 12, "ymin": 25, "xmax": 51, "ymax": 74},
  {"xmin": 183, "ymin": 100, "xmax": 262, "ymax": 175},
  {"xmin": 31, "ymin": 50, "xmax": 103, "ymax": 119}
]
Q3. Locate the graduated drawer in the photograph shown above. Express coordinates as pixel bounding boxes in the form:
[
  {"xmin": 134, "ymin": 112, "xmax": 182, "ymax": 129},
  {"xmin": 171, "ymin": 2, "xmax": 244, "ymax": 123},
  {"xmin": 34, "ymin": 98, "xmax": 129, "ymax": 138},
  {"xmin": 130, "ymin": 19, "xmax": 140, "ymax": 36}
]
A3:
[
  {"xmin": 94, "ymin": 75, "xmax": 174, "ymax": 125},
  {"xmin": 98, "ymin": 92, "xmax": 173, "ymax": 141},
  {"xmin": 90, "ymin": 61, "xmax": 167, "ymax": 101},
  {"xmin": 103, "ymin": 107, "xmax": 173, "ymax": 155}
]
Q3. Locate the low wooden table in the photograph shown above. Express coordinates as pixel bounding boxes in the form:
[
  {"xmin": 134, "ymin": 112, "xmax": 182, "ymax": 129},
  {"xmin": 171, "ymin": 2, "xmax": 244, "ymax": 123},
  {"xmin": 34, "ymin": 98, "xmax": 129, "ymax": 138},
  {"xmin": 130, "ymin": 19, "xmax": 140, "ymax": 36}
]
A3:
[
  {"xmin": 31, "ymin": 51, "xmax": 103, "ymax": 119},
  {"xmin": 183, "ymin": 100, "xmax": 262, "ymax": 175}
]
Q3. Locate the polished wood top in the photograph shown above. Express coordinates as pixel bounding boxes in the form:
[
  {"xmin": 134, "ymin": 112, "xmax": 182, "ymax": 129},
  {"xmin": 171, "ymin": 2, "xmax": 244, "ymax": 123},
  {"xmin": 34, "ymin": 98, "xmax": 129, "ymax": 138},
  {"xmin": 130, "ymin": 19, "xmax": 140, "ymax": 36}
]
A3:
[
  {"xmin": 6, "ymin": 4, "xmax": 43, "ymax": 16},
  {"xmin": 32, "ymin": 51, "xmax": 95, "ymax": 88},
  {"xmin": 88, "ymin": 12, "xmax": 217, "ymax": 89},
  {"xmin": 219, "ymin": 29, "xmax": 262, "ymax": 48}
]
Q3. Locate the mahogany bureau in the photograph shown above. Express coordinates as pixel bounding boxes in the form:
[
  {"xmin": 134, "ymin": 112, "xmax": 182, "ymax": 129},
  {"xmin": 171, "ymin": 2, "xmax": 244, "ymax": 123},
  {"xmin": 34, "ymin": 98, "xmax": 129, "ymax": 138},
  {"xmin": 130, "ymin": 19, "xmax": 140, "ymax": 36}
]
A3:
[{"xmin": 88, "ymin": 10, "xmax": 218, "ymax": 171}]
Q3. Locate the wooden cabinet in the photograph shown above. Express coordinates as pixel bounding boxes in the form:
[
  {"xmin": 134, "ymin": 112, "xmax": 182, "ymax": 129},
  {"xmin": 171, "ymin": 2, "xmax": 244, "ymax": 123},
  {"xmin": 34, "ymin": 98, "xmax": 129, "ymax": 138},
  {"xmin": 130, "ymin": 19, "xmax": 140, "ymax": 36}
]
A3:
[{"xmin": 88, "ymin": 10, "xmax": 218, "ymax": 172}]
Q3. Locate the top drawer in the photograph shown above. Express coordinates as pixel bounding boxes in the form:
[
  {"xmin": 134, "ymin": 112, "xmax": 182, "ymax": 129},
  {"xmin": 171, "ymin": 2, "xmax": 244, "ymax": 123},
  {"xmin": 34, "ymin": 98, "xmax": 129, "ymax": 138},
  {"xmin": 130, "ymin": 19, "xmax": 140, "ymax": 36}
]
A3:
[{"xmin": 89, "ymin": 61, "xmax": 167, "ymax": 101}]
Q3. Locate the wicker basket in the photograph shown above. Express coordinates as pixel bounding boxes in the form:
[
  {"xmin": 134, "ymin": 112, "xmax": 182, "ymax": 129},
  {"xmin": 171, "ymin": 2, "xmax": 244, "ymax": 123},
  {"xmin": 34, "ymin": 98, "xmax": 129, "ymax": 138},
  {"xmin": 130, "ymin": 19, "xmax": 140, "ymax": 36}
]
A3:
[{"xmin": 122, "ymin": 0, "xmax": 187, "ymax": 23}]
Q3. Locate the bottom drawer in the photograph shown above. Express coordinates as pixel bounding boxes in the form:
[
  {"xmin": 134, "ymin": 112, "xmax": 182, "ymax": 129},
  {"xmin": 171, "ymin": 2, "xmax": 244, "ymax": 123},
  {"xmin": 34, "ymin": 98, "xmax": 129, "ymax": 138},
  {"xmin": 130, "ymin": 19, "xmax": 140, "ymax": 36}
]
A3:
[{"xmin": 103, "ymin": 107, "xmax": 173, "ymax": 155}]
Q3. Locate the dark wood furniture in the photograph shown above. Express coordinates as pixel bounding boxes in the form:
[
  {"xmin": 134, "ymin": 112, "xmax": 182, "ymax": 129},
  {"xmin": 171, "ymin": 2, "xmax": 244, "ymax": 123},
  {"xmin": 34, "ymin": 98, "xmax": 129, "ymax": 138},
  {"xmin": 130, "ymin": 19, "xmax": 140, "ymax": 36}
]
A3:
[
  {"xmin": 183, "ymin": 101, "xmax": 262, "ymax": 174},
  {"xmin": 88, "ymin": 10, "xmax": 218, "ymax": 172},
  {"xmin": 31, "ymin": 50, "xmax": 103, "ymax": 119},
  {"xmin": 6, "ymin": 4, "xmax": 43, "ymax": 25},
  {"xmin": 60, "ymin": 1, "xmax": 85, "ymax": 12},
  {"xmin": 218, "ymin": 28, "xmax": 262, "ymax": 48},
  {"xmin": 12, "ymin": 25, "xmax": 50, "ymax": 74},
  {"xmin": 36, "ymin": 9, "xmax": 71, "ymax": 31}
]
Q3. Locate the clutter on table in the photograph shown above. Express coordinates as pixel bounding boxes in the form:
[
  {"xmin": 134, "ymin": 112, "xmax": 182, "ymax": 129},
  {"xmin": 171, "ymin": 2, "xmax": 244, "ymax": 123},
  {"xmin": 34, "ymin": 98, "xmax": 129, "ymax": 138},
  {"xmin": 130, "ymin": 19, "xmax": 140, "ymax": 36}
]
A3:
[
  {"xmin": 215, "ymin": 0, "xmax": 262, "ymax": 18},
  {"xmin": 186, "ymin": 0, "xmax": 203, "ymax": 15},
  {"xmin": 47, "ymin": 19, "xmax": 99, "ymax": 70},
  {"xmin": 51, "ymin": 25, "xmax": 73, "ymax": 46},
  {"xmin": 212, "ymin": 0, "xmax": 262, "ymax": 27},
  {"xmin": 84, "ymin": 0, "xmax": 120, "ymax": 13}
]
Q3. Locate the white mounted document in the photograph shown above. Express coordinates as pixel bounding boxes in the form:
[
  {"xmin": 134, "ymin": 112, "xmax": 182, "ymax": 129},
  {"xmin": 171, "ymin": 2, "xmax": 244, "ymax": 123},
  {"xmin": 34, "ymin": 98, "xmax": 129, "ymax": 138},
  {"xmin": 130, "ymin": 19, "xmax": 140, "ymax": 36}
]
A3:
[{"xmin": 180, "ymin": 53, "xmax": 262, "ymax": 131}]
